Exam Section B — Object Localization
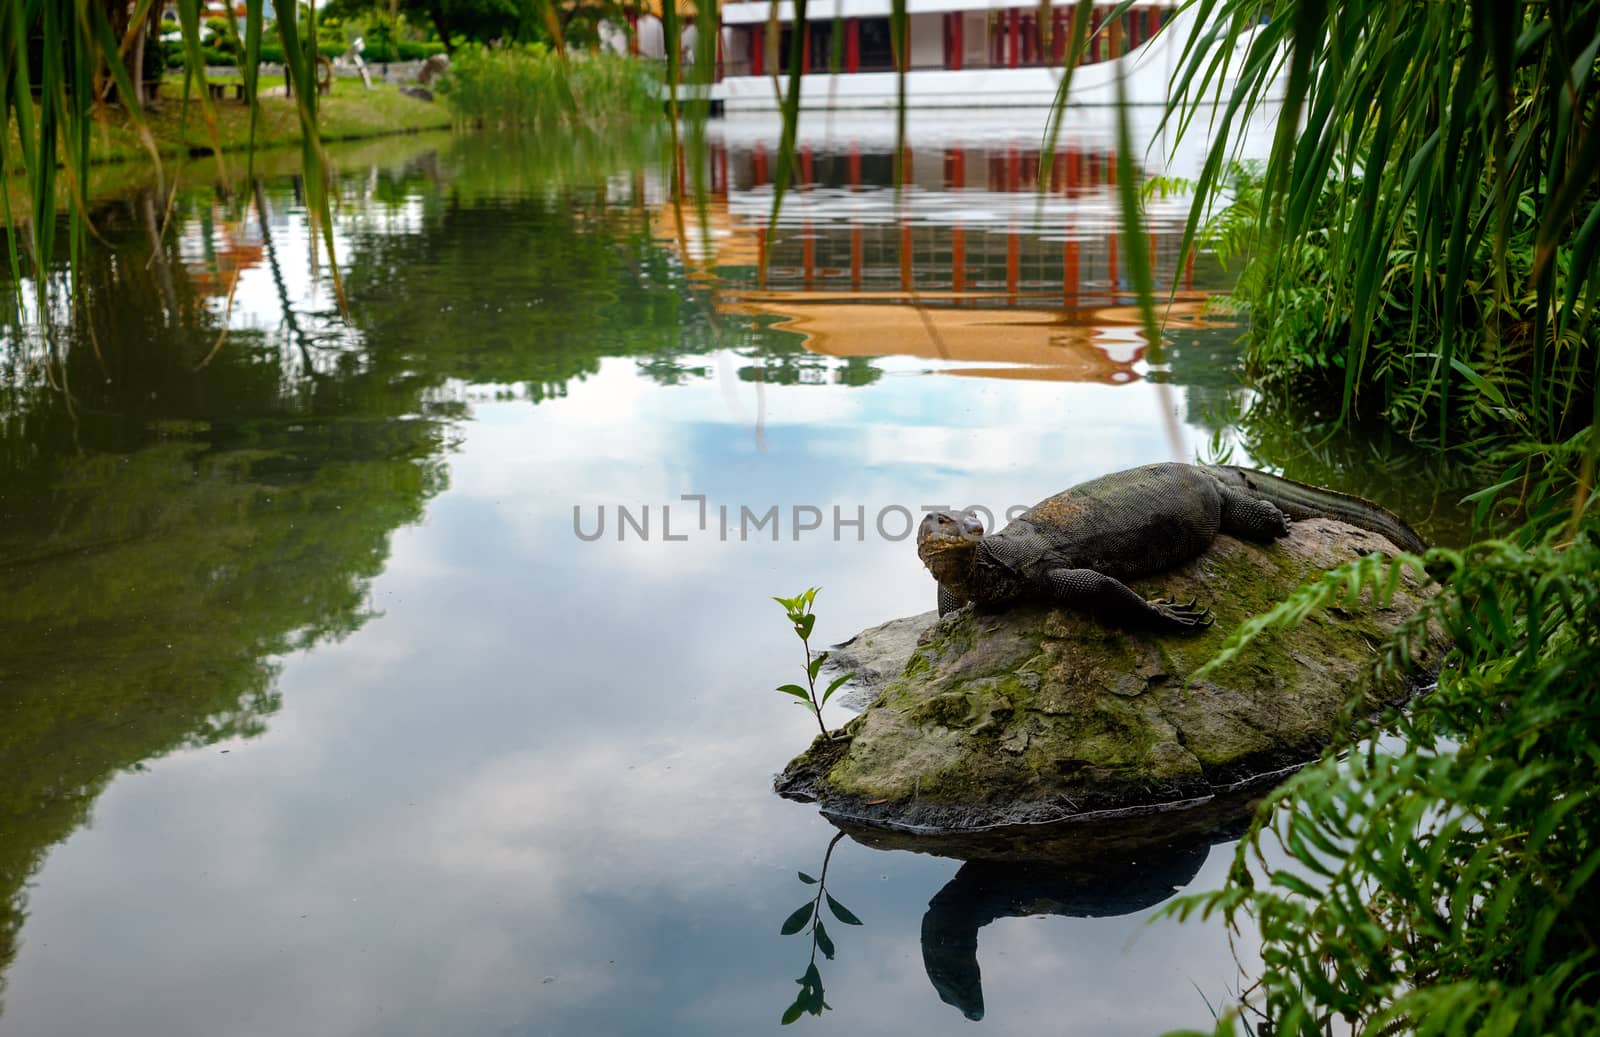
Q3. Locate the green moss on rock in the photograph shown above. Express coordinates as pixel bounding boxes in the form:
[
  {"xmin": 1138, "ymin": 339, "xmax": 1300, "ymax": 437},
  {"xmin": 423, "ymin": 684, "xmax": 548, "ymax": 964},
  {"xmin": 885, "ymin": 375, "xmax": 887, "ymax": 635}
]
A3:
[{"xmin": 774, "ymin": 519, "xmax": 1447, "ymax": 832}]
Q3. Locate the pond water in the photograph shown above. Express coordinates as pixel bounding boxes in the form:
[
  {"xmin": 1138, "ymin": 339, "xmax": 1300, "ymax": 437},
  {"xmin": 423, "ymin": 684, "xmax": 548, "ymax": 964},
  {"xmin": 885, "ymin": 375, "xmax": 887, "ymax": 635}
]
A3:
[{"xmin": 0, "ymin": 110, "xmax": 1464, "ymax": 1036}]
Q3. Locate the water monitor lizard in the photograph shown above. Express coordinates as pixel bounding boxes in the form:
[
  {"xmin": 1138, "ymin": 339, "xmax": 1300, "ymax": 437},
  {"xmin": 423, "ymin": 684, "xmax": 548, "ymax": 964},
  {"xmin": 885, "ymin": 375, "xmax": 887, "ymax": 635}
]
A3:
[{"xmin": 916, "ymin": 462, "xmax": 1426, "ymax": 629}]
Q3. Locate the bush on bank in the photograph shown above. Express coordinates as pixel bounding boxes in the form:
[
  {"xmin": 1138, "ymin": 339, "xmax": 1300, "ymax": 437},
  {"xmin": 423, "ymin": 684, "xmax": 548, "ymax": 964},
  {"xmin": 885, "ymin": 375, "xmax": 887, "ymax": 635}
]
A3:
[
  {"xmin": 161, "ymin": 39, "xmax": 447, "ymax": 68},
  {"xmin": 434, "ymin": 46, "xmax": 660, "ymax": 129}
]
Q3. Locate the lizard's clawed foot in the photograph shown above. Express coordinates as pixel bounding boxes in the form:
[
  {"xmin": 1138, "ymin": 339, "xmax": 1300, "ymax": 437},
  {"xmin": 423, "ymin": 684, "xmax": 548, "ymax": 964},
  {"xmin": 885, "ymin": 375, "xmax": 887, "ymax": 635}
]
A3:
[{"xmin": 1148, "ymin": 596, "xmax": 1214, "ymax": 630}]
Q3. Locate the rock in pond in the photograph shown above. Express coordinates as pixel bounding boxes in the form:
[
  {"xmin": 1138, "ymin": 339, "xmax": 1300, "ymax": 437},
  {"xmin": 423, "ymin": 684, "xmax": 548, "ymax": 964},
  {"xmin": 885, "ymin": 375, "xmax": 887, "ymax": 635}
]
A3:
[{"xmin": 777, "ymin": 517, "xmax": 1446, "ymax": 833}]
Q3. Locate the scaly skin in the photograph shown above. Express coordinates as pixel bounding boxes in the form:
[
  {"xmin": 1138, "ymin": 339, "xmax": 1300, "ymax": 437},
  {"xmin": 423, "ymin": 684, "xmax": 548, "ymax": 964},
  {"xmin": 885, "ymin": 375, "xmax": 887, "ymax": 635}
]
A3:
[{"xmin": 917, "ymin": 462, "xmax": 1427, "ymax": 630}]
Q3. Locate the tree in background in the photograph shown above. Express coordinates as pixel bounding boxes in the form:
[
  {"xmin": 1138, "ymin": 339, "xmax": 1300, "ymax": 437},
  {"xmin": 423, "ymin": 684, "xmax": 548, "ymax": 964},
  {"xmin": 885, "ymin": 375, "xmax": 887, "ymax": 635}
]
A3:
[{"xmin": 318, "ymin": 0, "xmax": 642, "ymax": 52}]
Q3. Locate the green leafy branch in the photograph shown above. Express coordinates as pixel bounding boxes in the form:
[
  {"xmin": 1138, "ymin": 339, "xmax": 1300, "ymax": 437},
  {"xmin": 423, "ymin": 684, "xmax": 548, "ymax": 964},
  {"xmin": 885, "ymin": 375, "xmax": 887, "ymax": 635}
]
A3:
[
  {"xmin": 1164, "ymin": 432, "xmax": 1600, "ymax": 1034},
  {"xmin": 778, "ymin": 831, "xmax": 864, "ymax": 1024},
  {"xmin": 772, "ymin": 587, "xmax": 854, "ymax": 739}
]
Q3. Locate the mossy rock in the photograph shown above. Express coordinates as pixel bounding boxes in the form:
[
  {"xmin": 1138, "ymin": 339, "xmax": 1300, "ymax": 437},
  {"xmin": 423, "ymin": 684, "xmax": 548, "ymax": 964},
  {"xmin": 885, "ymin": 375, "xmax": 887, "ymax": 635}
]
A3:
[{"xmin": 776, "ymin": 518, "xmax": 1447, "ymax": 832}]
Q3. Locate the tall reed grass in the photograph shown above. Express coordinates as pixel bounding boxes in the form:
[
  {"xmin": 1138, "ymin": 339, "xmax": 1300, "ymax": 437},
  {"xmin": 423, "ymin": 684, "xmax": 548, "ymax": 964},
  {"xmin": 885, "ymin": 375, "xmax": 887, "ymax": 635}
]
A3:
[
  {"xmin": 436, "ymin": 47, "xmax": 661, "ymax": 130},
  {"xmin": 1164, "ymin": 0, "xmax": 1600, "ymax": 448}
]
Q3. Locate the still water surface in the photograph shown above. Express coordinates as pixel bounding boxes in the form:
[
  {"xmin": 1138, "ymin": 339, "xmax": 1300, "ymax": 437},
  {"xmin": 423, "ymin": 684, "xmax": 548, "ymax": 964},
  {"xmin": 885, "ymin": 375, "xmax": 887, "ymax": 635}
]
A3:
[{"xmin": 1, "ymin": 112, "xmax": 1457, "ymax": 1035}]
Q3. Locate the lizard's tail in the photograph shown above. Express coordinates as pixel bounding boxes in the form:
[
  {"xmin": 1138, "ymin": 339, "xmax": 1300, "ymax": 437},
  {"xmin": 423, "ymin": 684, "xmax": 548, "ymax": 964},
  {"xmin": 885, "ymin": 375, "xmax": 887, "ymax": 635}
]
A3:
[{"xmin": 1203, "ymin": 465, "xmax": 1428, "ymax": 554}]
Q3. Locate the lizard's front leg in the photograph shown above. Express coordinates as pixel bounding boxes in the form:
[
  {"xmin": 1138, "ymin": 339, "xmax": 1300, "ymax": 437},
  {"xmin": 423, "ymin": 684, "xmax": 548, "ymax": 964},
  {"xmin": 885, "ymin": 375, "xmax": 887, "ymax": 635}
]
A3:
[
  {"xmin": 937, "ymin": 584, "xmax": 965, "ymax": 617},
  {"xmin": 1042, "ymin": 568, "xmax": 1214, "ymax": 630},
  {"xmin": 1217, "ymin": 484, "xmax": 1290, "ymax": 541}
]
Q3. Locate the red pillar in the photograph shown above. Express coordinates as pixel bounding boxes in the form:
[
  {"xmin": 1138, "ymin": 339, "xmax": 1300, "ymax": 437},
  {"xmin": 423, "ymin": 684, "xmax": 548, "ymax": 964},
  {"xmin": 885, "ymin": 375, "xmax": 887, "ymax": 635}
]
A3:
[
  {"xmin": 626, "ymin": 11, "xmax": 639, "ymax": 55},
  {"xmin": 800, "ymin": 145, "xmax": 814, "ymax": 185},
  {"xmin": 802, "ymin": 23, "xmax": 812, "ymax": 74},
  {"xmin": 753, "ymin": 143, "xmax": 768, "ymax": 185},
  {"xmin": 951, "ymin": 13, "xmax": 963, "ymax": 70},
  {"xmin": 846, "ymin": 18, "xmax": 860, "ymax": 72},
  {"xmin": 945, "ymin": 147, "xmax": 965, "ymax": 188},
  {"xmin": 750, "ymin": 26, "xmax": 763, "ymax": 76},
  {"xmin": 851, "ymin": 227, "xmax": 863, "ymax": 290},
  {"xmin": 848, "ymin": 145, "xmax": 861, "ymax": 189},
  {"xmin": 1008, "ymin": 9, "xmax": 1020, "ymax": 68}
]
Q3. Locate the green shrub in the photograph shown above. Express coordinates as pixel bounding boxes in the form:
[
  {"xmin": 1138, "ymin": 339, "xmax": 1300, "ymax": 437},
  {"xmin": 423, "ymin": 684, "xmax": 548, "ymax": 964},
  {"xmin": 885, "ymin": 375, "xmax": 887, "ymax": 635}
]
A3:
[
  {"xmin": 355, "ymin": 40, "xmax": 444, "ymax": 63},
  {"xmin": 1208, "ymin": 163, "xmax": 1592, "ymax": 448},
  {"xmin": 436, "ymin": 46, "xmax": 660, "ymax": 129},
  {"xmin": 1169, "ymin": 430, "xmax": 1600, "ymax": 1035},
  {"xmin": 397, "ymin": 40, "xmax": 446, "ymax": 60}
]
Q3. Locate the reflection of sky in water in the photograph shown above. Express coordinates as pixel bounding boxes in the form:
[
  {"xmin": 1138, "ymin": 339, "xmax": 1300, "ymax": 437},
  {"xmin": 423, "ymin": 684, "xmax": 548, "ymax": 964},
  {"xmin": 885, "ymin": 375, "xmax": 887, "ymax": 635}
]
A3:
[
  {"xmin": 5, "ymin": 365, "xmax": 1258, "ymax": 1035},
  {"xmin": 0, "ymin": 116, "xmax": 1276, "ymax": 1036}
]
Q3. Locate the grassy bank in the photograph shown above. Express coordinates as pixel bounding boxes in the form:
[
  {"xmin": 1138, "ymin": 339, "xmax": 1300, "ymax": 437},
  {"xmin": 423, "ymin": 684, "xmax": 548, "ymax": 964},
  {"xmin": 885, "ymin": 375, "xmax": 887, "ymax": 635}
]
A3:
[{"xmin": 4, "ymin": 75, "xmax": 450, "ymax": 173}]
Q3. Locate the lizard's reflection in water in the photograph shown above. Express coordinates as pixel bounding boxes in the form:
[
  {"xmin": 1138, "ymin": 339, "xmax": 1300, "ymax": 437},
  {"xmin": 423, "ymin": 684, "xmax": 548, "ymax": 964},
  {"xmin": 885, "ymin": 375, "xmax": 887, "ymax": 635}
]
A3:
[
  {"xmin": 920, "ymin": 844, "xmax": 1211, "ymax": 1020},
  {"xmin": 830, "ymin": 791, "xmax": 1261, "ymax": 1020}
]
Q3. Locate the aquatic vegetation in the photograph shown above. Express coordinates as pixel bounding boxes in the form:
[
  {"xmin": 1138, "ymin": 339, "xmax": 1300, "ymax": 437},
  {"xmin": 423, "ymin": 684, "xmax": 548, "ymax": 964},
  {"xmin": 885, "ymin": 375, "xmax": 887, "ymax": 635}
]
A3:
[
  {"xmin": 772, "ymin": 588, "xmax": 854, "ymax": 739},
  {"xmin": 1168, "ymin": 433, "xmax": 1600, "ymax": 1036},
  {"xmin": 0, "ymin": 1, "xmax": 343, "ymax": 323},
  {"xmin": 1167, "ymin": 1, "xmax": 1600, "ymax": 448},
  {"xmin": 434, "ymin": 46, "xmax": 660, "ymax": 129},
  {"xmin": 1152, "ymin": 2, "xmax": 1600, "ymax": 1031}
]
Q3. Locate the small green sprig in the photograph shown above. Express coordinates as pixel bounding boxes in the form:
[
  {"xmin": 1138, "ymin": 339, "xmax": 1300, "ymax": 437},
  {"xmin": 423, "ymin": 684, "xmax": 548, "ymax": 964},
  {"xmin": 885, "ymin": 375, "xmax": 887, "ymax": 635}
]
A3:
[
  {"xmin": 772, "ymin": 587, "xmax": 854, "ymax": 739},
  {"xmin": 778, "ymin": 832, "xmax": 863, "ymax": 1024}
]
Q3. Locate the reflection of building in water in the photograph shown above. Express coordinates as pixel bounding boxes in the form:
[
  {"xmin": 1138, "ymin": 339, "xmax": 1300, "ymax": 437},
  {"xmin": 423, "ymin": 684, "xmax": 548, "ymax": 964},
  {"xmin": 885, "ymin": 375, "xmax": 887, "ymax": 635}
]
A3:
[
  {"xmin": 176, "ymin": 207, "xmax": 266, "ymax": 299},
  {"xmin": 654, "ymin": 139, "xmax": 1222, "ymax": 384},
  {"xmin": 613, "ymin": 2, "xmax": 1201, "ymax": 110}
]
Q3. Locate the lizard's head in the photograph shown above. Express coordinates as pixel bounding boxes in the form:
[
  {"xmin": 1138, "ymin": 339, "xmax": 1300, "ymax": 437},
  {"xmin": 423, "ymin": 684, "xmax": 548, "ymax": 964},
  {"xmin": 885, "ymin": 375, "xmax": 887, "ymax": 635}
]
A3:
[{"xmin": 916, "ymin": 510, "xmax": 985, "ymax": 589}]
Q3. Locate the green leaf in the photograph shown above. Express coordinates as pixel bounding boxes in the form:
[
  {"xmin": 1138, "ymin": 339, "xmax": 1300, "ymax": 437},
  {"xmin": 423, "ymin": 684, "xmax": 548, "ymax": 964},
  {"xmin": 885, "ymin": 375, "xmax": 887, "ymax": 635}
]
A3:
[
  {"xmin": 1270, "ymin": 869, "xmax": 1324, "ymax": 900},
  {"xmin": 814, "ymin": 920, "xmax": 835, "ymax": 960},
  {"xmin": 808, "ymin": 653, "xmax": 827, "ymax": 680},
  {"xmin": 776, "ymin": 684, "xmax": 812, "ymax": 701},
  {"xmin": 781, "ymin": 997, "xmax": 805, "ymax": 1025},
  {"xmin": 780, "ymin": 902, "xmax": 815, "ymax": 935},
  {"xmin": 796, "ymin": 614, "xmax": 817, "ymax": 640},
  {"xmin": 820, "ymin": 672, "xmax": 855, "ymax": 707},
  {"xmin": 825, "ymin": 893, "xmax": 862, "ymax": 926},
  {"xmin": 797, "ymin": 871, "xmax": 818, "ymax": 884}
]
